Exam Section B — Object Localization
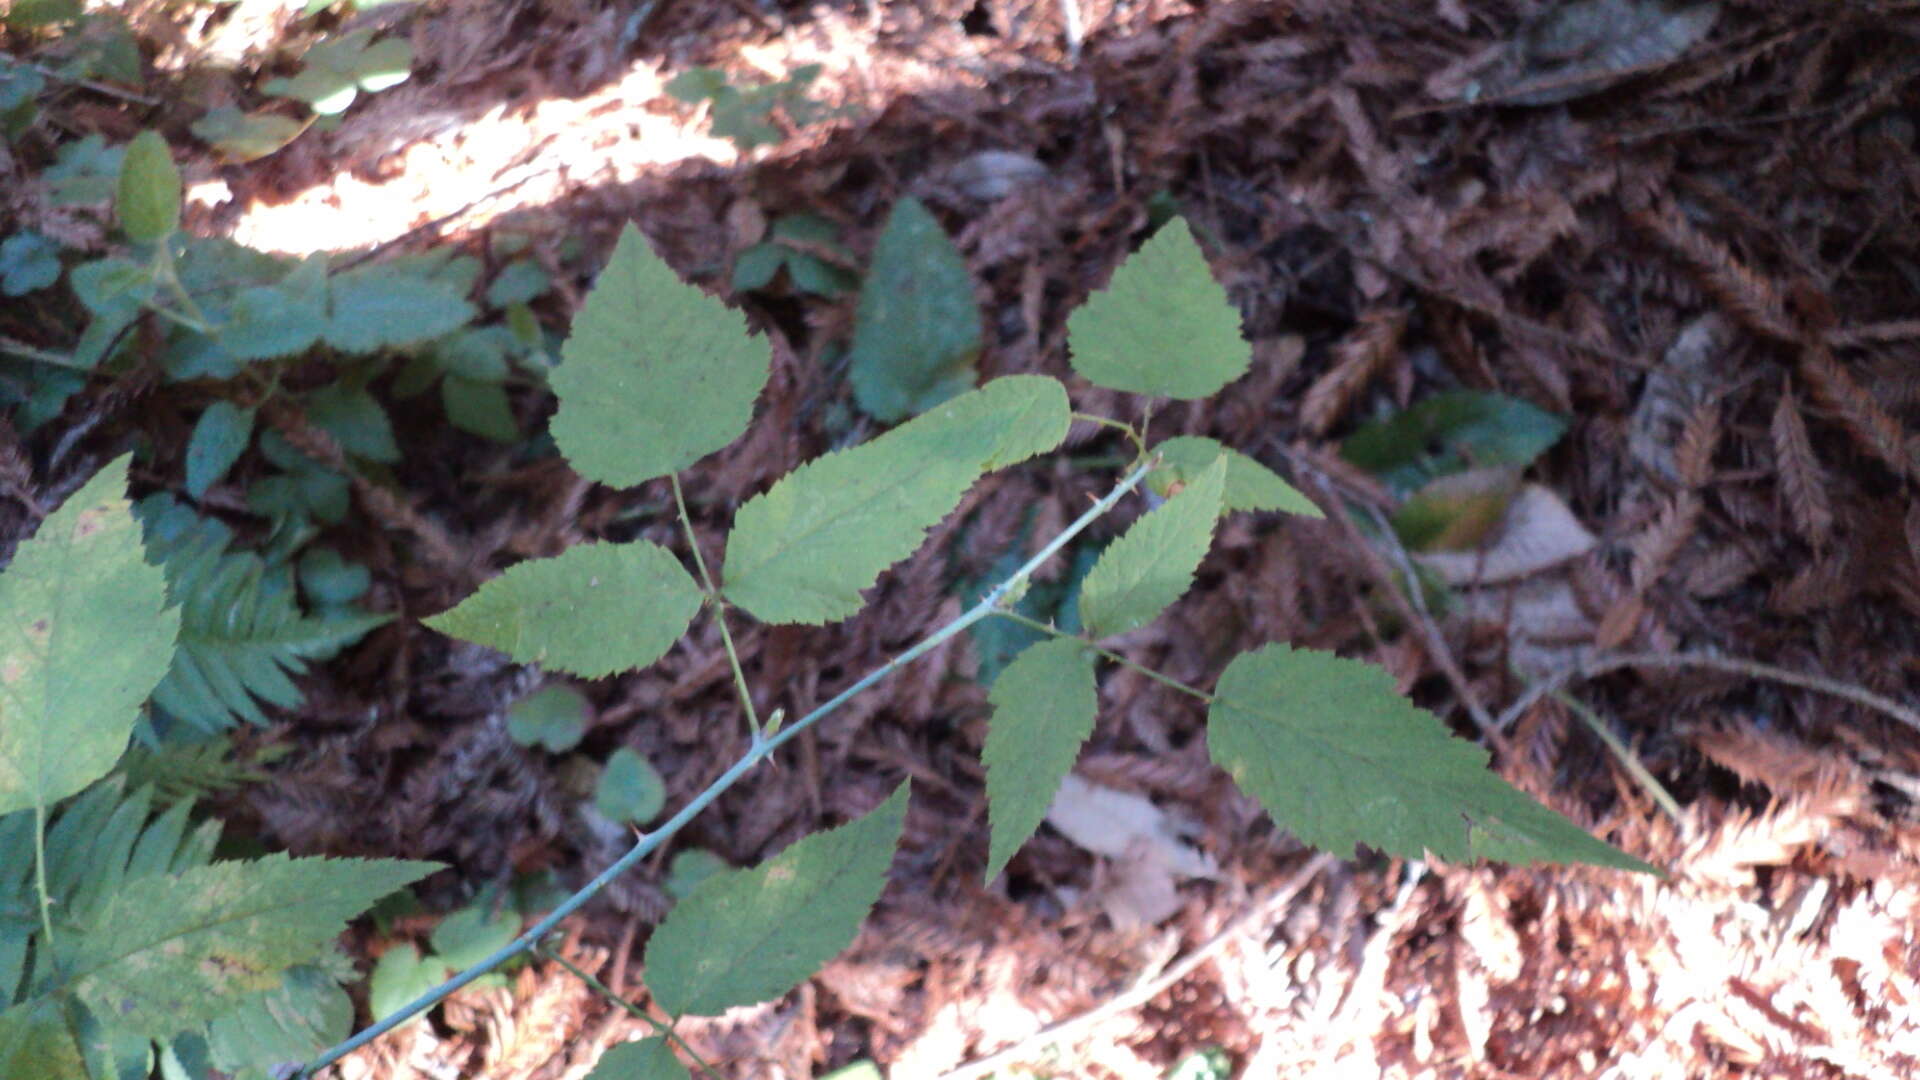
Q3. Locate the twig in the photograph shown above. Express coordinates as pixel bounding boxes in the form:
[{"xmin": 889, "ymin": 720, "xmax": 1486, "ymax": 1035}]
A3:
[
  {"xmin": 294, "ymin": 461, "xmax": 1158, "ymax": 1078},
  {"xmin": 936, "ymin": 854, "xmax": 1335, "ymax": 1080},
  {"xmin": 1498, "ymin": 651, "xmax": 1920, "ymax": 736}
]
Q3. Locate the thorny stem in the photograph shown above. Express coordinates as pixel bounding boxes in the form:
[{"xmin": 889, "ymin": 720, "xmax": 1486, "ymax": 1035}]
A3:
[
  {"xmin": 294, "ymin": 460, "xmax": 1157, "ymax": 1077},
  {"xmin": 672, "ymin": 473, "xmax": 760, "ymax": 734},
  {"xmin": 988, "ymin": 609, "xmax": 1213, "ymax": 704},
  {"xmin": 535, "ymin": 946, "xmax": 727, "ymax": 1080}
]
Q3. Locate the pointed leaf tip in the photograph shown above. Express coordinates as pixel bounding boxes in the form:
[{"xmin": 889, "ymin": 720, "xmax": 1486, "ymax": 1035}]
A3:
[
  {"xmin": 1206, "ymin": 644, "xmax": 1654, "ymax": 873},
  {"xmin": 1078, "ymin": 455, "xmax": 1226, "ymax": 638},
  {"xmin": 983, "ymin": 638, "xmax": 1098, "ymax": 882},
  {"xmin": 644, "ymin": 783, "xmax": 908, "ymax": 1016},
  {"xmin": 1067, "ymin": 217, "xmax": 1250, "ymax": 400},
  {"xmin": 552, "ymin": 224, "xmax": 770, "ymax": 488}
]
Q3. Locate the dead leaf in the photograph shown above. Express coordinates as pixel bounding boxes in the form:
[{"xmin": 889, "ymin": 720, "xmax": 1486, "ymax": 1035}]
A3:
[{"xmin": 1479, "ymin": 0, "xmax": 1720, "ymax": 106}]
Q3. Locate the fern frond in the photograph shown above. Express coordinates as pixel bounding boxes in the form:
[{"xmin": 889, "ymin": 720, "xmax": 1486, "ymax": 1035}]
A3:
[
  {"xmin": 136, "ymin": 495, "xmax": 390, "ymax": 733},
  {"xmin": 0, "ymin": 775, "xmax": 224, "ymax": 1005},
  {"xmin": 116, "ymin": 735, "xmax": 278, "ymax": 804}
]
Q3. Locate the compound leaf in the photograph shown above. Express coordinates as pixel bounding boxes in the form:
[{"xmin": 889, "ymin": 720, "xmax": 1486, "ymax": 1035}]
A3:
[
  {"xmin": 982, "ymin": 637, "xmax": 1097, "ymax": 882},
  {"xmin": 1067, "ymin": 217, "xmax": 1249, "ymax": 399},
  {"xmin": 1147, "ymin": 436, "xmax": 1320, "ymax": 518},
  {"xmin": 551, "ymin": 224, "xmax": 769, "ymax": 488},
  {"xmin": 1207, "ymin": 644, "xmax": 1655, "ymax": 873},
  {"xmin": 117, "ymin": 130, "xmax": 180, "ymax": 243},
  {"xmin": 1078, "ymin": 455, "xmax": 1225, "ymax": 638},
  {"xmin": 62, "ymin": 854, "xmax": 437, "ymax": 1039},
  {"xmin": 0, "ymin": 456, "xmax": 176, "ymax": 817},
  {"xmin": 185, "ymin": 402, "xmax": 255, "ymax": 499},
  {"xmin": 722, "ymin": 377, "xmax": 1067, "ymax": 624},
  {"xmin": 644, "ymin": 783, "xmax": 907, "ymax": 1017},
  {"xmin": 848, "ymin": 196, "xmax": 981, "ymax": 422},
  {"xmin": 587, "ymin": 1037, "xmax": 688, "ymax": 1080},
  {"xmin": 425, "ymin": 542, "xmax": 703, "ymax": 679}
]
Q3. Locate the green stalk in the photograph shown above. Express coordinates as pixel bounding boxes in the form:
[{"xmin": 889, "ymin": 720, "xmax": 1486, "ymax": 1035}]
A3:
[
  {"xmin": 295, "ymin": 460, "xmax": 1157, "ymax": 1077},
  {"xmin": 32, "ymin": 803, "xmax": 55, "ymax": 952},
  {"xmin": 671, "ymin": 473, "xmax": 760, "ymax": 733},
  {"xmin": 537, "ymin": 946, "xmax": 726, "ymax": 1080},
  {"xmin": 988, "ymin": 609, "xmax": 1212, "ymax": 703}
]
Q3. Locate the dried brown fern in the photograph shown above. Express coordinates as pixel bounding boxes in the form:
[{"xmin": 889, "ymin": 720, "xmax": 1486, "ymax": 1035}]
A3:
[{"xmin": 1769, "ymin": 383, "xmax": 1835, "ymax": 547}]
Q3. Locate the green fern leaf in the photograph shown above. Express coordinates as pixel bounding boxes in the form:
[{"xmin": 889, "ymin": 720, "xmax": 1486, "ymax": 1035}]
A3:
[
  {"xmin": 1147, "ymin": 436, "xmax": 1321, "ymax": 518},
  {"xmin": 644, "ymin": 783, "xmax": 907, "ymax": 1017},
  {"xmin": 551, "ymin": 223, "xmax": 770, "ymax": 488},
  {"xmin": 137, "ymin": 496, "xmax": 389, "ymax": 732},
  {"xmin": 0, "ymin": 456, "xmax": 177, "ymax": 817},
  {"xmin": 425, "ymin": 541, "xmax": 704, "ymax": 679},
  {"xmin": 60, "ymin": 853, "xmax": 436, "ymax": 1039},
  {"xmin": 723, "ymin": 376, "xmax": 1068, "ymax": 624},
  {"xmin": 1067, "ymin": 217, "xmax": 1250, "ymax": 399},
  {"xmin": 1077, "ymin": 455, "xmax": 1225, "ymax": 638},
  {"xmin": 1207, "ymin": 645, "xmax": 1654, "ymax": 872},
  {"xmin": 204, "ymin": 963, "xmax": 351, "ymax": 1075},
  {"xmin": 982, "ymin": 637, "xmax": 1097, "ymax": 882}
]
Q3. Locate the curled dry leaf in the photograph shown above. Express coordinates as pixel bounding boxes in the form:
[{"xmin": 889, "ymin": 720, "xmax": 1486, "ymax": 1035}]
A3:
[{"xmin": 1416, "ymin": 483, "xmax": 1598, "ymax": 586}]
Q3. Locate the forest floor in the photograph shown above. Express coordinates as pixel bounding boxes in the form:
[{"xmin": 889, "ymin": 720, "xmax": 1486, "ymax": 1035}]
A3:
[{"xmin": 9, "ymin": 0, "xmax": 1920, "ymax": 1077}]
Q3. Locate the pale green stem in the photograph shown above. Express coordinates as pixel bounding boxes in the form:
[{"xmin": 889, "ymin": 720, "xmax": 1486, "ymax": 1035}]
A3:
[
  {"xmin": 33, "ymin": 803, "xmax": 55, "ymax": 951},
  {"xmin": 1550, "ymin": 689, "xmax": 1684, "ymax": 823},
  {"xmin": 294, "ymin": 460, "xmax": 1157, "ymax": 1078},
  {"xmin": 536, "ymin": 946, "xmax": 726, "ymax": 1080},
  {"xmin": 1070, "ymin": 412, "xmax": 1146, "ymax": 459},
  {"xmin": 0, "ymin": 336, "xmax": 91, "ymax": 371},
  {"xmin": 670, "ymin": 472, "xmax": 760, "ymax": 734},
  {"xmin": 988, "ymin": 609, "xmax": 1212, "ymax": 704}
]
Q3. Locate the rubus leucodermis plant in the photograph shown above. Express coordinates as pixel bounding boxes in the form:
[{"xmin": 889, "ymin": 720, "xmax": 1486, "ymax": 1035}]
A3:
[{"xmin": 0, "ymin": 122, "xmax": 1656, "ymax": 1079}]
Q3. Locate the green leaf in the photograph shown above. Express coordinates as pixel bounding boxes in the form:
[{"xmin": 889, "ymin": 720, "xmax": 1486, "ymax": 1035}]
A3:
[
  {"xmin": 324, "ymin": 262, "xmax": 475, "ymax": 353},
  {"xmin": 1206, "ymin": 645, "xmax": 1655, "ymax": 872},
  {"xmin": 506, "ymin": 684, "xmax": 589, "ymax": 752},
  {"xmin": 204, "ymin": 964, "xmax": 351, "ymax": 1074},
  {"xmin": 185, "ymin": 402, "xmax": 255, "ymax": 499},
  {"xmin": 982, "ymin": 638, "xmax": 1097, "ymax": 881},
  {"xmin": 428, "ymin": 903, "xmax": 520, "ymax": 968},
  {"xmin": 1066, "ymin": 217, "xmax": 1249, "ymax": 399},
  {"xmin": 847, "ymin": 196, "xmax": 981, "ymax": 422},
  {"xmin": 138, "ymin": 494, "xmax": 385, "ymax": 731},
  {"xmin": 730, "ymin": 243, "xmax": 785, "ymax": 293},
  {"xmin": 261, "ymin": 29, "xmax": 412, "ymax": 115},
  {"xmin": 1339, "ymin": 390, "xmax": 1567, "ymax": 496},
  {"xmin": 485, "ymin": 260, "xmax": 550, "ymax": 307},
  {"xmin": 365, "ymin": 943, "xmax": 447, "ymax": 1030},
  {"xmin": 425, "ymin": 542, "xmax": 703, "ymax": 679},
  {"xmin": 219, "ymin": 256, "xmax": 328, "ymax": 361},
  {"xmin": 304, "ymin": 384, "xmax": 400, "ymax": 463},
  {"xmin": 0, "ymin": 456, "xmax": 177, "ymax": 816},
  {"xmin": 5, "ymin": 0, "xmax": 83, "ymax": 26},
  {"xmin": 117, "ymin": 130, "xmax": 181, "ymax": 243},
  {"xmin": 587, "ymin": 1037, "xmax": 688, "ymax": 1080},
  {"xmin": 62, "ymin": 853, "xmax": 438, "ymax": 1039},
  {"xmin": 663, "ymin": 848, "xmax": 726, "ymax": 900},
  {"xmin": 442, "ymin": 376, "xmax": 519, "ymax": 442},
  {"xmin": 1146, "ymin": 436, "xmax": 1320, "ymax": 518},
  {"xmin": 594, "ymin": 746, "xmax": 665, "ymax": 824},
  {"xmin": 644, "ymin": 783, "xmax": 907, "ymax": 1017},
  {"xmin": 0, "ymin": 998, "xmax": 83, "ymax": 1079},
  {"xmin": 722, "ymin": 376, "xmax": 1068, "ymax": 624},
  {"xmin": 190, "ymin": 107, "xmax": 310, "ymax": 163},
  {"xmin": 1077, "ymin": 455, "xmax": 1225, "ymax": 638},
  {"xmin": 550, "ymin": 224, "xmax": 769, "ymax": 488},
  {"xmin": 297, "ymin": 547, "xmax": 371, "ymax": 607},
  {"xmin": 0, "ymin": 232, "xmax": 61, "ymax": 297}
]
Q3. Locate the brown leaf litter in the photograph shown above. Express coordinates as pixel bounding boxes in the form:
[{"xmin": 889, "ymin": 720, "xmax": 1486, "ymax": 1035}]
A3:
[{"xmin": 7, "ymin": 0, "xmax": 1920, "ymax": 1075}]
